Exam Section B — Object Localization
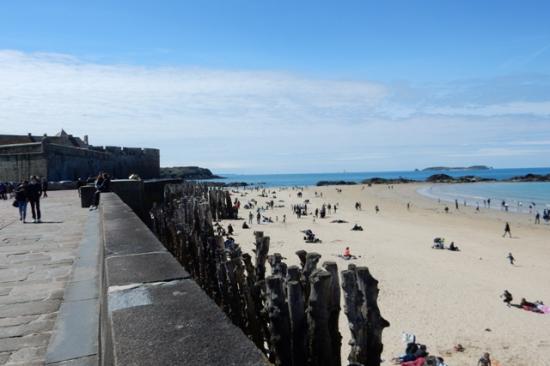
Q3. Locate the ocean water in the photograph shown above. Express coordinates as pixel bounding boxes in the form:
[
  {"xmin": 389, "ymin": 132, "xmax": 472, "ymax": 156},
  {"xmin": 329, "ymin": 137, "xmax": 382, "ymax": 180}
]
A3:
[
  {"xmin": 209, "ymin": 167, "xmax": 550, "ymax": 188},
  {"xmin": 418, "ymin": 182, "xmax": 550, "ymax": 213},
  {"xmin": 206, "ymin": 167, "xmax": 550, "ymax": 213}
]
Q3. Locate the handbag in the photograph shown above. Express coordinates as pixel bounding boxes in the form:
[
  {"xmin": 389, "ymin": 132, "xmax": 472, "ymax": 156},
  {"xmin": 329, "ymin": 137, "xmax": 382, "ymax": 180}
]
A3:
[{"xmin": 12, "ymin": 200, "xmax": 18, "ymax": 208}]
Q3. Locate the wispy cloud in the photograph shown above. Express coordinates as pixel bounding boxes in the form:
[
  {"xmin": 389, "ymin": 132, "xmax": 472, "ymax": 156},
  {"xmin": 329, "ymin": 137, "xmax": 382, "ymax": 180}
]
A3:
[{"xmin": 1, "ymin": 50, "xmax": 549, "ymax": 172}]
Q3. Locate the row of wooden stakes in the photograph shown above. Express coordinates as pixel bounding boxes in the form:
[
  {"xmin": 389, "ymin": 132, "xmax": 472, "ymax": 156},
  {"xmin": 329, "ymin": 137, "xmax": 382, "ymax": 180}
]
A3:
[{"xmin": 149, "ymin": 183, "xmax": 389, "ymax": 366}]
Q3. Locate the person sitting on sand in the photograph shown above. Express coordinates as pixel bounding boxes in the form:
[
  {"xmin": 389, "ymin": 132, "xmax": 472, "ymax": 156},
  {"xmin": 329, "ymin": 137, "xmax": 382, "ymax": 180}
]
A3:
[
  {"xmin": 343, "ymin": 247, "xmax": 351, "ymax": 259},
  {"xmin": 477, "ymin": 352, "xmax": 491, "ymax": 366},
  {"xmin": 448, "ymin": 242, "xmax": 459, "ymax": 251},
  {"xmin": 393, "ymin": 344, "xmax": 428, "ymax": 364},
  {"xmin": 501, "ymin": 290, "xmax": 513, "ymax": 307},
  {"xmin": 351, "ymin": 224, "xmax": 363, "ymax": 231},
  {"xmin": 432, "ymin": 238, "xmax": 445, "ymax": 249},
  {"xmin": 444, "ymin": 206, "xmax": 449, "ymax": 213},
  {"xmin": 242, "ymin": 222, "xmax": 249, "ymax": 229},
  {"xmin": 227, "ymin": 224, "xmax": 234, "ymax": 235}
]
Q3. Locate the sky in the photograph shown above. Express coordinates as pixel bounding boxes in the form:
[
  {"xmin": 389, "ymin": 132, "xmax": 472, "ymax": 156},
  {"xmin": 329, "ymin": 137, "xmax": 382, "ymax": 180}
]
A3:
[{"xmin": 1, "ymin": 0, "xmax": 549, "ymax": 173}]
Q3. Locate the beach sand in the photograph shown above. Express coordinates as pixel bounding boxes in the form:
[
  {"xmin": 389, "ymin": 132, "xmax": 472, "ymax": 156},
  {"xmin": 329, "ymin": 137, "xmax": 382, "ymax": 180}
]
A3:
[{"xmin": 221, "ymin": 183, "xmax": 550, "ymax": 366}]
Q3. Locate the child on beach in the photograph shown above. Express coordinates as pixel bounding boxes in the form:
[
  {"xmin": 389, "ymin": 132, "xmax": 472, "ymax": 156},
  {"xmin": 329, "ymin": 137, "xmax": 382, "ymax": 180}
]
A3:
[
  {"xmin": 477, "ymin": 352, "xmax": 491, "ymax": 366},
  {"xmin": 507, "ymin": 252, "xmax": 515, "ymax": 265}
]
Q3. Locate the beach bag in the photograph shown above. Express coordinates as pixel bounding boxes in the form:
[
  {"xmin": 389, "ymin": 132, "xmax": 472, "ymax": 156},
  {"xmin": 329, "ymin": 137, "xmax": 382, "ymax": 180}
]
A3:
[{"xmin": 12, "ymin": 200, "xmax": 18, "ymax": 208}]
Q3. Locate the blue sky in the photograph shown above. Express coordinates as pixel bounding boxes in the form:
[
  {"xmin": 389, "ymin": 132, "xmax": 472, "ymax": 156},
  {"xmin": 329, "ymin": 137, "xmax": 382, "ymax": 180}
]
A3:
[{"xmin": 1, "ymin": 1, "xmax": 549, "ymax": 173}]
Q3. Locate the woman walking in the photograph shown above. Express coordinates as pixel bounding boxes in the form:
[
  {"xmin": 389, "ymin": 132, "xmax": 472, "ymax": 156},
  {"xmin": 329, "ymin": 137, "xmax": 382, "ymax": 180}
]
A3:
[{"xmin": 15, "ymin": 181, "xmax": 29, "ymax": 223}]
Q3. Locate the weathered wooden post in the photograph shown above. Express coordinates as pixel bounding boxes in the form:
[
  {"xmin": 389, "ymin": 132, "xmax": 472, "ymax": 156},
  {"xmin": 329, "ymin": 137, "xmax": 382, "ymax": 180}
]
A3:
[
  {"xmin": 287, "ymin": 280, "xmax": 307, "ymax": 366},
  {"xmin": 307, "ymin": 269, "xmax": 333, "ymax": 366},
  {"xmin": 341, "ymin": 265, "xmax": 389, "ymax": 366},
  {"xmin": 355, "ymin": 267, "xmax": 390, "ymax": 366},
  {"xmin": 265, "ymin": 275, "xmax": 292, "ymax": 366},
  {"xmin": 323, "ymin": 261, "xmax": 342, "ymax": 366}
]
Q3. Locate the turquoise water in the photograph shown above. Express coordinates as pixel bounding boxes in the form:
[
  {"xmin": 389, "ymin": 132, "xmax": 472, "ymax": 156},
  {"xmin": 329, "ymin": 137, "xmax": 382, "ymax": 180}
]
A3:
[
  {"xmin": 418, "ymin": 182, "xmax": 550, "ymax": 213},
  {"xmin": 209, "ymin": 167, "xmax": 550, "ymax": 187}
]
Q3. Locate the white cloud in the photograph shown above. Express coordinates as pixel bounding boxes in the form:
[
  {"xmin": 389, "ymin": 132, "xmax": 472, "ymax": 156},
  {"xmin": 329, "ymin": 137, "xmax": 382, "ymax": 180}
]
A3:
[{"xmin": 1, "ymin": 49, "xmax": 549, "ymax": 172}]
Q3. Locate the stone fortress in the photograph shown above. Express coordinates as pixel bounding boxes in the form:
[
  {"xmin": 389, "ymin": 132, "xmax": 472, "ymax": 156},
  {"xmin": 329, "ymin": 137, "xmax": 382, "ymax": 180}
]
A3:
[{"xmin": 0, "ymin": 130, "xmax": 160, "ymax": 181}]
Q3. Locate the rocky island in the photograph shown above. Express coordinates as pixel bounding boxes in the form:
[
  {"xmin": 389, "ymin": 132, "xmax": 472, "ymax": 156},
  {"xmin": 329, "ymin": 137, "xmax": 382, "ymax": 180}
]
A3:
[
  {"xmin": 422, "ymin": 165, "xmax": 492, "ymax": 171},
  {"xmin": 160, "ymin": 166, "xmax": 223, "ymax": 180}
]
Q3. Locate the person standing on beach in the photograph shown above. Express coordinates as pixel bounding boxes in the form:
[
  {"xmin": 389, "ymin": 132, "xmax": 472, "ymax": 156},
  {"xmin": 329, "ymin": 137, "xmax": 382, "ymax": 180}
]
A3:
[
  {"xmin": 503, "ymin": 222, "xmax": 512, "ymax": 238},
  {"xmin": 507, "ymin": 252, "xmax": 515, "ymax": 265},
  {"xmin": 27, "ymin": 176, "xmax": 42, "ymax": 223},
  {"xmin": 256, "ymin": 211, "xmax": 261, "ymax": 224},
  {"xmin": 455, "ymin": 199, "xmax": 459, "ymax": 210},
  {"xmin": 535, "ymin": 212, "xmax": 541, "ymax": 224},
  {"xmin": 477, "ymin": 352, "xmax": 492, "ymax": 366},
  {"xmin": 248, "ymin": 211, "xmax": 253, "ymax": 225}
]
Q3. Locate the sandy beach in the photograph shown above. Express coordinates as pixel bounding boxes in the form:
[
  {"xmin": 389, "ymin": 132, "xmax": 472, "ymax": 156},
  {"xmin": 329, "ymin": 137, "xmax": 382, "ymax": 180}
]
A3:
[{"xmin": 222, "ymin": 183, "xmax": 550, "ymax": 366}]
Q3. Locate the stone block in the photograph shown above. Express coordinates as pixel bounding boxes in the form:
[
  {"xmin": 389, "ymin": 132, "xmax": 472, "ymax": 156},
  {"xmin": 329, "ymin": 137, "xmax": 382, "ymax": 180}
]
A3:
[
  {"xmin": 105, "ymin": 252, "xmax": 189, "ymax": 287},
  {"xmin": 109, "ymin": 279, "xmax": 269, "ymax": 366},
  {"xmin": 79, "ymin": 186, "xmax": 95, "ymax": 208}
]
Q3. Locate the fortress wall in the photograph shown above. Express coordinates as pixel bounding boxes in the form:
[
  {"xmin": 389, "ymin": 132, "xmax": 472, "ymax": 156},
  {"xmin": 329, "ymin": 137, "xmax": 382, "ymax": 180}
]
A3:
[
  {"xmin": 0, "ymin": 142, "xmax": 43, "ymax": 154},
  {"xmin": 0, "ymin": 153, "xmax": 48, "ymax": 181},
  {"xmin": 44, "ymin": 144, "xmax": 114, "ymax": 181},
  {"xmin": 43, "ymin": 143, "xmax": 160, "ymax": 180}
]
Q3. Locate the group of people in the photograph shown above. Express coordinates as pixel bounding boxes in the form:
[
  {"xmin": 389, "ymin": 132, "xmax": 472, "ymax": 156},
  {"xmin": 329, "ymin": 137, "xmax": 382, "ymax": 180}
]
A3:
[
  {"xmin": 431, "ymin": 237, "xmax": 459, "ymax": 251},
  {"xmin": 10, "ymin": 176, "xmax": 48, "ymax": 223},
  {"xmin": 500, "ymin": 290, "xmax": 549, "ymax": 314}
]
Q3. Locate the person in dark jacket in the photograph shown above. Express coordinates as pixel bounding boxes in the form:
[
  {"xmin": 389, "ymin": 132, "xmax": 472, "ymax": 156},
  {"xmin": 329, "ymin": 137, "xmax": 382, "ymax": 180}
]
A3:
[
  {"xmin": 27, "ymin": 176, "xmax": 42, "ymax": 223},
  {"xmin": 41, "ymin": 177, "xmax": 48, "ymax": 198},
  {"xmin": 15, "ymin": 181, "xmax": 29, "ymax": 223},
  {"xmin": 90, "ymin": 173, "xmax": 110, "ymax": 210}
]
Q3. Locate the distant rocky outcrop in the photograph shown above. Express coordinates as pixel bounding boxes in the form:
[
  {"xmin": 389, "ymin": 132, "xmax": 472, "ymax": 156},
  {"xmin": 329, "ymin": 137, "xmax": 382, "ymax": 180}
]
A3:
[
  {"xmin": 361, "ymin": 177, "xmax": 416, "ymax": 185},
  {"xmin": 426, "ymin": 174, "xmax": 496, "ymax": 183},
  {"xmin": 507, "ymin": 173, "xmax": 550, "ymax": 182},
  {"xmin": 205, "ymin": 181, "xmax": 249, "ymax": 187},
  {"xmin": 316, "ymin": 180, "xmax": 357, "ymax": 186},
  {"xmin": 422, "ymin": 165, "xmax": 492, "ymax": 171},
  {"xmin": 160, "ymin": 166, "xmax": 223, "ymax": 180}
]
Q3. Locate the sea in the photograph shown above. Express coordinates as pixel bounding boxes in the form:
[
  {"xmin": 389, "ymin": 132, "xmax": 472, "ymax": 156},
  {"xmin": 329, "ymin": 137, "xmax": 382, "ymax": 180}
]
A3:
[{"xmin": 208, "ymin": 167, "xmax": 550, "ymax": 213}]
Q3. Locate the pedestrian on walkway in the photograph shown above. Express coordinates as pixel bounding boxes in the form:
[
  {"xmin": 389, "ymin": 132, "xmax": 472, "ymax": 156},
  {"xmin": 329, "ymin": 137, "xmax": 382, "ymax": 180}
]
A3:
[
  {"xmin": 41, "ymin": 177, "xmax": 48, "ymax": 198},
  {"xmin": 15, "ymin": 181, "xmax": 29, "ymax": 223},
  {"xmin": 27, "ymin": 176, "xmax": 42, "ymax": 223}
]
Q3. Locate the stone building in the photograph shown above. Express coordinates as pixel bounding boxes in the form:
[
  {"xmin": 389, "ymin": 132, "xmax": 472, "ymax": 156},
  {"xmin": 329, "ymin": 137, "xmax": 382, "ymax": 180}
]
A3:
[{"xmin": 0, "ymin": 130, "xmax": 160, "ymax": 181}]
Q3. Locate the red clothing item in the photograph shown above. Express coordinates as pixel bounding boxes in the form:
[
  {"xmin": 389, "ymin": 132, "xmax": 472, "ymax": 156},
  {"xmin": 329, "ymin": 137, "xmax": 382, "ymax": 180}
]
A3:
[{"xmin": 401, "ymin": 357, "xmax": 425, "ymax": 366}]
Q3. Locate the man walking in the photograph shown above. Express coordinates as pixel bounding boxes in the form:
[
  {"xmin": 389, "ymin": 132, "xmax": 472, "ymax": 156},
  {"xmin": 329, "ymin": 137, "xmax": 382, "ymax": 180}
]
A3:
[{"xmin": 27, "ymin": 176, "xmax": 42, "ymax": 223}]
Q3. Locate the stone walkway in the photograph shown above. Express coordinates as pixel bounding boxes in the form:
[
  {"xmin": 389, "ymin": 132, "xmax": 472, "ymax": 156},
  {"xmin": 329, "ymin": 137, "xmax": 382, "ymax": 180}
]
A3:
[{"xmin": 0, "ymin": 192, "xmax": 88, "ymax": 366}]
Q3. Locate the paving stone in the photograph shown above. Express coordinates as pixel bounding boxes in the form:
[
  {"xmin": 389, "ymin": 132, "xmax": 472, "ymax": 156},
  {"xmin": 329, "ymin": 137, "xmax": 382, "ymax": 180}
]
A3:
[
  {"xmin": 0, "ymin": 315, "xmax": 39, "ymax": 327},
  {"xmin": 6, "ymin": 346, "xmax": 47, "ymax": 363},
  {"xmin": 0, "ymin": 299, "xmax": 61, "ymax": 318},
  {"xmin": 0, "ymin": 334, "xmax": 51, "ymax": 352},
  {"xmin": 0, "ymin": 319, "xmax": 56, "ymax": 339}
]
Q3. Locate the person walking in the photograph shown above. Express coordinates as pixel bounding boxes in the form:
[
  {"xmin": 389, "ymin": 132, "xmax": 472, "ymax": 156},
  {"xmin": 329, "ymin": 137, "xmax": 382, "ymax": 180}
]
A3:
[
  {"xmin": 15, "ymin": 181, "xmax": 29, "ymax": 223},
  {"xmin": 27, "ymin": 176, "xmax": 42, "ymax": 223},
  {"xmin": 507, "ymin": 252, "xmax": 515, "ymax": 265},
  {"xmin": 41, "ymin": 177, "xmax": 48, "ymax": 198},
  {"xmin": 502, "ymin": 222, "xmax": 512, "ymax": 238}
]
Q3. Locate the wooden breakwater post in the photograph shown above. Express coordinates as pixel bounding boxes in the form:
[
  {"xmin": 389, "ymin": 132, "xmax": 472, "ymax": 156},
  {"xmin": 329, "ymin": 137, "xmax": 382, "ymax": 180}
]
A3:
[
  {"xmin": 150, "ymin": 182, "xmax": 389, "ymax": 366},
  {"xmin": 341, "ymin": 265, "xmax": 390, "ymax": 366}
]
